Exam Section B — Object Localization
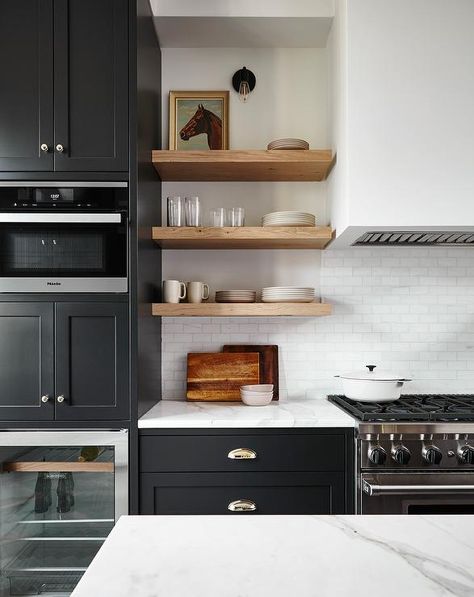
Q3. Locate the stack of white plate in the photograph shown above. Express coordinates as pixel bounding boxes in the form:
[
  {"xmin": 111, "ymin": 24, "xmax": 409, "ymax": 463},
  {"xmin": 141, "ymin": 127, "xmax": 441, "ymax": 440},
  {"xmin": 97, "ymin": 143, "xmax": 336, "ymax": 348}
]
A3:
[
  {"xmin": 267, "ymin": 138, "xmax": 309, "ymax": 150},
  {"xmin": 215, "ymin": 290, "xmax": 256, "ymax": 303},
  {"xmin": 240, "ymin": 384, "xmax": 274, "ymax": 406},
  {"xmin": 261, "ymin": 287, "xmax": 316, "ymax": 303},
  {"xmin": 262, "ymin": 211, "xmax": 316, "ymax": 227}
]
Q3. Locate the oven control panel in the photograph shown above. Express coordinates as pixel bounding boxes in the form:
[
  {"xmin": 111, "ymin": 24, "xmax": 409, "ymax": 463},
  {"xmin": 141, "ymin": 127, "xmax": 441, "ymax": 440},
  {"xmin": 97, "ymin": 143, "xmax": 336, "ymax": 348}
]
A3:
[{"xmin": 360, "ymin": 437, "xmax": 474, "ymax": 470}]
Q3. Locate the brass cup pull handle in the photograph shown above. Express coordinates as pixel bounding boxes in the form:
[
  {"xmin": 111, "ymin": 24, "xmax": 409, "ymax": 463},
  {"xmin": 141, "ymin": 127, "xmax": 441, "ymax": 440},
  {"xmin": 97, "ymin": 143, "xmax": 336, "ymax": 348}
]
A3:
[
  {"xmin": 56, "ymin": 395, "xmax": 65, "ymax": 403},
  {"xmin": 227, "ymin": 448, "xmax": 257, "ymax": 460},
  {"xmin": 228, "ymin": 499, "xmax": 257, "ymax": 512}
]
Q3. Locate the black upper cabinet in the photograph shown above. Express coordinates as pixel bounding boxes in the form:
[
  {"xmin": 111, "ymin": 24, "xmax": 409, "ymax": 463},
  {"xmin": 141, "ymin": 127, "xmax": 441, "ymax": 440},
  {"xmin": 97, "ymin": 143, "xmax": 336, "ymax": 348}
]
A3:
[
  {"xmin": 55, "ymin": 303, "xmax": 129, "ymax": 420},
  {"xmin": 53, "ymin": 0, "xmax": 129, "ymax": 171},
  {"xmin": 0, "ymin": 0, "xmax": 128, "ymax": 173},
  {"xmin": 0, "ymin": 303, "xmax": 54, "ymax": 420},
  {"xmin": 0, "ymin": 1, "xmax": 54, "ymax": 171}
]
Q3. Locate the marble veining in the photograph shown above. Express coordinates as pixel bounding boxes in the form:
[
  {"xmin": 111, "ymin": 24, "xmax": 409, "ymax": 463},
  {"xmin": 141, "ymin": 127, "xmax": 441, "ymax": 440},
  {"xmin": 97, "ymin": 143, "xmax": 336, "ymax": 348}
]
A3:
[
  {"xmin": 138, "ymin": 395, "xmax": 356, "ymax": 428},
  {"xmin": 72, "ymin": 515, "xmax": 474, "ymax": 597}
]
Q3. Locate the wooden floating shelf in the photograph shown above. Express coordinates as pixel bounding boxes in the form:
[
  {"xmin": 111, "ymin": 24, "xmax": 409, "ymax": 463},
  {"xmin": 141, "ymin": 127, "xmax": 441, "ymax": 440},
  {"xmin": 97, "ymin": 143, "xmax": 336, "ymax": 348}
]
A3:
[
  {"xmin": 2, "ymin": 461, "xmax": 114, "ymax": 473},
  {"xmin": 152, "ymin": 150, "xmax": 335, "ymax": 182},
  {"xmin": 152, "ymin": 302, "xmax": 332, "ymax": 318},
  {"xmin": 152, "ymin": 226, "xmax": 334, "ymax": 250}
]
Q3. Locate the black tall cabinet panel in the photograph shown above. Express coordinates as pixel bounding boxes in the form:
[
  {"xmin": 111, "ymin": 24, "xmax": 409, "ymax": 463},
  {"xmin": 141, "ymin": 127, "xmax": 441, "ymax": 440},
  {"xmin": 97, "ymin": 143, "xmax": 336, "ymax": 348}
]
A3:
[
  {"xmin": 53, "ymin": 0, "xmax": 129, "ymax": 171},
  {"xmin": 55, "ymin": 302, "xmax": 129, "ymax": 420},
  {"xmin": 0, "ymin": 303, "xmax": 54, "ymax": 420},
  {"xmin": 0, "ymin": 0, "xmax": 54, "ymax": 171}
]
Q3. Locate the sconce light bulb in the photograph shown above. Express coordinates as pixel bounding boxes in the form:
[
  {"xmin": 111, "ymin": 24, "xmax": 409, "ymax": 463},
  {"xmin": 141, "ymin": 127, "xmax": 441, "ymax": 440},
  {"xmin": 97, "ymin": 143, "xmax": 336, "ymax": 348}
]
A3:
[{"xmin": 239, "ymin": 80, "xmax": 250, "ymax": 103}]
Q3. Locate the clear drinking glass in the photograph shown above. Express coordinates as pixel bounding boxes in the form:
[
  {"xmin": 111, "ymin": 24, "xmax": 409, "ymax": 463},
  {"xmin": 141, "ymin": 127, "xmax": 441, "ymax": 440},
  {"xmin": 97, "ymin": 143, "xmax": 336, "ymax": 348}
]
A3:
[
  {"xmin": 209, "ymin": 208, "xmax": 228, "ymax": 227},
  {"xmin": 229, "ymin": 207, "xmax": 245, "ymax": 226},
  {"xmin": 167, "ymin": 196, "xmax": 185, "ymax": 227},
  {"xmin": 185, "ymin": 196, "xmax": 202, "ymax": 227}
]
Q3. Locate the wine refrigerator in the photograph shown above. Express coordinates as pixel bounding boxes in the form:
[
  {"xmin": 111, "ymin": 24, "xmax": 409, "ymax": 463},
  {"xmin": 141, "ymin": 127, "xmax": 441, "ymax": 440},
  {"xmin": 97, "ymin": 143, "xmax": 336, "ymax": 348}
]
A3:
[{"xmin": 0, "ymin": 430, "xmax": 128, "ymax": 596}]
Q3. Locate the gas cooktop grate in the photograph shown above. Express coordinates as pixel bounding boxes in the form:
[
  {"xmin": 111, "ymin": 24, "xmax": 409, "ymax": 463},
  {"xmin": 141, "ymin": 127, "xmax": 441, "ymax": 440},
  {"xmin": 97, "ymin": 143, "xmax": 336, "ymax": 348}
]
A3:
[{"xmin": 328, "ymin": 394, "xmax": 474, "ymax": 422}]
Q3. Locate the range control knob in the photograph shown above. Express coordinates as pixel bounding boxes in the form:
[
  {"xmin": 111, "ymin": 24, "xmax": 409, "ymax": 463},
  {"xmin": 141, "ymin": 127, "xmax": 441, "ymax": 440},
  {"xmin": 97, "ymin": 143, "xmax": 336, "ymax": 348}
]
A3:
[
  {"xmin": 422, "ymin": 445, "xmax": 443, "ymax": 465},
  {"xmin": 458, "ymin": 445, "xmax": 474, "ymax": 465},
  {"xmin": 368, "ymin": 445, "xmax": 387, "ymax": 465},
  {"xmin": 392, "ymin": 445, "xmax": 411, "ymax": 465}
]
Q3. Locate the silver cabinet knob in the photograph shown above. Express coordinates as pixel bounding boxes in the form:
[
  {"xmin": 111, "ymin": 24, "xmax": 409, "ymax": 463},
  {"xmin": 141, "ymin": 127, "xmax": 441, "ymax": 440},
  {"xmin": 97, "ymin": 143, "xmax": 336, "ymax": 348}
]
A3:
[
  {"xmin": 41, "ymin": 395, "xmax": 50, "ymax": 403},
  {"xmin": 228, "ymin": 448, "xmax": 257, "ymax": 460},
  {"xmin": 40, "ymin": 143, "xmax": 49, "ymax": 153},
  {"xmin": 56, "ymin": 144, "xmax": 64, "ymax": 153},
  {"xmin": 228, "ymin": 499, "xmax": 257, "ymax": 512},
  {"xmin": 56, "ymin": 395, "xmax": 65, "ymax": 403}
]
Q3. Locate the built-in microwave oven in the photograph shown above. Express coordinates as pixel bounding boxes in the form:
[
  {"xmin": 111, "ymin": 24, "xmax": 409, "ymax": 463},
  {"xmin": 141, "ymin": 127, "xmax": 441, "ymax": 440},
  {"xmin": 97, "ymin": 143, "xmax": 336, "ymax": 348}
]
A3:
[{"xmin": 0, "ymin": 182, "xmax": 128, "ymax": 293}]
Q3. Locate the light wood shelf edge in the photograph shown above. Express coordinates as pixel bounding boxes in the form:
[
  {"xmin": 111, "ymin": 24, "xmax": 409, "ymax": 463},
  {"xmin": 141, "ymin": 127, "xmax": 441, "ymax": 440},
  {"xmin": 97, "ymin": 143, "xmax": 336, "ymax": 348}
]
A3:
[
  {"xmin": 151, "ymin": 149, "xmax": 336, "ymax": 182},
  {"xmin": 151, "ymin": 302, "xmax": 332, "ymax": 317},
  {"xmin": 151, "ymin": 226, "xmax": 335, "ymax": 249},
  {"xmin": 2, "ymin": 462, "xmax": 114, "ymax": 473}
]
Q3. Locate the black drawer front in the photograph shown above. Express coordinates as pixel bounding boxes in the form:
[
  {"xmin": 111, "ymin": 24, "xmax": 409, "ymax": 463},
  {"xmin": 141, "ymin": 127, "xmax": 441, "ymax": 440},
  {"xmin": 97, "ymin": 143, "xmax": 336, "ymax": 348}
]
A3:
[
  {"xmin": 140, "ymin": 433, "xmax": 347, "ymax": 473},
  {"xmin": 140, "ymin": 472, "xmax": 346, "ymax": 515}
]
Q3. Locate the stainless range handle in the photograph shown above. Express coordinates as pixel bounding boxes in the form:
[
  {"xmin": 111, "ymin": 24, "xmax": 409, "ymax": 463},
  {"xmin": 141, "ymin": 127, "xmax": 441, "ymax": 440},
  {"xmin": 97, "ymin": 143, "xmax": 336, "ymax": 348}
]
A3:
[
  {"xmin": 363, "ymin": 479, "xmax": 474, "ymax": 496},
  {"xmin": 0, "ymin": 213, "xmax": 122, "ymax": 223}
]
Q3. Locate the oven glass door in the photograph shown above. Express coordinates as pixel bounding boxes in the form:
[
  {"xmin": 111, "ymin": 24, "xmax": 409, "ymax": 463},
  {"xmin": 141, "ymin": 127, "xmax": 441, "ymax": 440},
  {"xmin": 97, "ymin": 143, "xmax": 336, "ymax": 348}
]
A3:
[
  {"xmin": 361, "ymin": 473, "xmax": 474, "ymax": 514},
  {"xmin": 0, "ymin": 214, "xmax": 126, "ymax": 279}
]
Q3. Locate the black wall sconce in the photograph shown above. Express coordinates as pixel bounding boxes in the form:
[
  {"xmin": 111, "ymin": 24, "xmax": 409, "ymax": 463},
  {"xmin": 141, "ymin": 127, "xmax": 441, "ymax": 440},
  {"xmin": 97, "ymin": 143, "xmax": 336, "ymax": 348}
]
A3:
[{"xmin": 232, "ymin": 67, "xmax": 256, "ymax": 103}]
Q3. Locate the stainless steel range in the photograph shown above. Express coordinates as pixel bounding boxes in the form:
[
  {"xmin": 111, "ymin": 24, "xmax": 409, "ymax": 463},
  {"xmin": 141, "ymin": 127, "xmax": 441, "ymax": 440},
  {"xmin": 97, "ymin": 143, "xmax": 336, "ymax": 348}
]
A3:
[{"xmin": 329, "ymin": 394, "xmax": 474, "ymax": 514}]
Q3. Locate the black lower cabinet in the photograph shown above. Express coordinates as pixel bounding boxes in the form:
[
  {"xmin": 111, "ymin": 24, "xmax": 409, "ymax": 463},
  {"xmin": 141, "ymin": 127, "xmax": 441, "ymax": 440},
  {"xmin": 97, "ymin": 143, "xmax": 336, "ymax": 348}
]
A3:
[
  {"xmin": 140, "ymin": 472, "xmax": 346, "ymax": 515},
  {"xmin": 0, "ymin": 300, "xmax": 129, "ymax": 422},
  {"xmin": 139, "ymin": 429, "xmax": 354, "ymax": 515}
]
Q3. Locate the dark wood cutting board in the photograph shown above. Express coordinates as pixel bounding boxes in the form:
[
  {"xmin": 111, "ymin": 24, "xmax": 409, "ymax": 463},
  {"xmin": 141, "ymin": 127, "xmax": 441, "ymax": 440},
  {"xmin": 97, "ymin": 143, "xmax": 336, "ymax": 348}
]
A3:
[
  {"xmin": 223, "ymin": 345, "xmax": 279, "ymax": 400},
  {"xmin": 187, "ymin": 352, "xmax": 260, "ymax": 401}
]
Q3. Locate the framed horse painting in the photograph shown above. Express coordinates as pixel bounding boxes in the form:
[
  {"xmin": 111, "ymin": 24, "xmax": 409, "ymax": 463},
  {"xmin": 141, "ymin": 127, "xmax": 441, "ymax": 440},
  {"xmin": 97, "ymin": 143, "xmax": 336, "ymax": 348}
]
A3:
[{"xmin": 169, "ymin": 91, "xmax": 229, "ymax": 150}]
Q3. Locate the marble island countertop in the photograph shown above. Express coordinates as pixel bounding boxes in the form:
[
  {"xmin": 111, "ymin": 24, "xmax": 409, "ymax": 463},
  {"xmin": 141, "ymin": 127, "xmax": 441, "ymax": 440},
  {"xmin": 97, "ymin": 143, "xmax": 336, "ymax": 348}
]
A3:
[
  {"xmin": 72, "ymin": 514, "xmax": 474, "ymax": 597},
  {"xmin": 138, "ymin": 396, "xmax": 356, "ymax": 428}
]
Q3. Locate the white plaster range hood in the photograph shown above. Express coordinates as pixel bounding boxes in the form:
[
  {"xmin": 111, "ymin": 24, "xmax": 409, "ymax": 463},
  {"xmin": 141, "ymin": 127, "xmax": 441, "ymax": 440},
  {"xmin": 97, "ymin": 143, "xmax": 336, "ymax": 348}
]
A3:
[{"xmin": 328, "ymin": 0, "xmax": 474, "ymax": 249}]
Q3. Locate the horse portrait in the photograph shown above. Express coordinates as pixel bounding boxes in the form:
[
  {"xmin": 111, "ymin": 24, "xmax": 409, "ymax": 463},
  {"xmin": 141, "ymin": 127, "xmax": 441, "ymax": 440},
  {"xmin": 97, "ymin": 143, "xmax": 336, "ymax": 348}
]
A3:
[
  {"xmin": 179, "ymin": 104, "xmax": 222, "ymax": 150},
  {"xmin": 169, "ymin": 92, "xmax": 229, "ymax": 150}
]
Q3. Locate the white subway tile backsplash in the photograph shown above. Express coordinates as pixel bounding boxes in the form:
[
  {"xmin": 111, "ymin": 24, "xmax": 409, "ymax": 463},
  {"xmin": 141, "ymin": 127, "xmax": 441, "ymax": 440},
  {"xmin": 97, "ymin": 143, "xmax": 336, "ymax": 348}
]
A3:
[{"xmin": 161, "ymin": 248, "xmax": 474, "ymax": 399}]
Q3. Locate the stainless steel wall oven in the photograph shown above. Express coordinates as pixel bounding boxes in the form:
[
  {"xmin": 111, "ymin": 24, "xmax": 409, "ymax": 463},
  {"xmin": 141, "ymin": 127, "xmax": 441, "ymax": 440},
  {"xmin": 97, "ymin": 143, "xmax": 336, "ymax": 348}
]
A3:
[{"xmin": 0, "ymin": 183, "xmax": 128, "ymax": 293}]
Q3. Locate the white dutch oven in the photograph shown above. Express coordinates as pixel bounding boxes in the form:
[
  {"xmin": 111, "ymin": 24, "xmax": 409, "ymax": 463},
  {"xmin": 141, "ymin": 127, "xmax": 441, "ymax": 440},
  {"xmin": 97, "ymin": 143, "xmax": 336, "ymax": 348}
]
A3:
[{"xmin": 335, "ymin": 365, "xmax": 411, "ymax": 402}]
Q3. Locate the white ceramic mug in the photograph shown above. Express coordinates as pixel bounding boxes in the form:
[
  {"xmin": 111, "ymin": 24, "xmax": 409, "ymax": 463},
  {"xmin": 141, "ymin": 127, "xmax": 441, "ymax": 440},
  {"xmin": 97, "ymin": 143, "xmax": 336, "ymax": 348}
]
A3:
[
  {"xmin": 186, "ymin": 281, "xmax": 210, "ymax": 303},
  {"xmin": 163, "ymin": 280, "xmax": 186, "ymax": 303}
]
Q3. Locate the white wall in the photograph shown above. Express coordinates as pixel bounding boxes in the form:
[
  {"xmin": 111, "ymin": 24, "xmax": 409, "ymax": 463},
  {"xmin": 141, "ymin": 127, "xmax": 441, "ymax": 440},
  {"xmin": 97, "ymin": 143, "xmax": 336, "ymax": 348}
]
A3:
[
  {"xmin": 162, "ymin": 247, "xmax": 474, "ymax": 399},
  {"xmin": 161, "ymin": 46, "xmax": 329, "ymax": 291}
]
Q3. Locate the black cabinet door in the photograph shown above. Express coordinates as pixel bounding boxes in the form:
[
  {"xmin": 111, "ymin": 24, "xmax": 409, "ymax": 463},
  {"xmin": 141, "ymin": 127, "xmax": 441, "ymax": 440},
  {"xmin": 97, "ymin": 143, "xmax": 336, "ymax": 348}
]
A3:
[
  {"xmin": 55, "ymin": 303, "xmax": 129, "ymax": 420},
  {"xmin": 53, "ymin": 0, "xmax": 129, "ymax": 172},
  {"xmin": 0, "ymin": 303, "xmax": 54, "ymax": 420},
  {"xmin": 140, "ymin": 472, "xmax": 347, "ymax": 515},
  {"xmin": 0, "ymin": 0, "xmax": 54, "ymax": 171}
]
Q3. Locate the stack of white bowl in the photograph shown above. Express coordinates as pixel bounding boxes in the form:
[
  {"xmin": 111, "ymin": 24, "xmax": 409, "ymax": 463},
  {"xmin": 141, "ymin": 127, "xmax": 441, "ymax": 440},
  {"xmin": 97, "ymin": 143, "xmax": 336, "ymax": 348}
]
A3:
[
  {"xmin": 240, "ymin": 384, "xmax": 274, "ymax": 406},
  {"xmin": 261, "ymin": 287, "xmax": 316, "ymax": 303},
  {"xmin": 267, "ymin": 138, "xmax": 309, "ymax": 150},
  {"xmin": 215, "ymin": 290, "xmax": 256, "ymax": 303},
  {"xmin": 262, "ymin": 211, "xmax": 316, "ymax": 227}
]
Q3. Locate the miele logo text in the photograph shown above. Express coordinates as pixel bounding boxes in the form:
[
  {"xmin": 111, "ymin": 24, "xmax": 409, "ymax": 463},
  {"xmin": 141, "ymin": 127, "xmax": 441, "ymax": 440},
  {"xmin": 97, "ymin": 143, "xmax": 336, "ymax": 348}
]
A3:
[{"xmin": 47, "ymin": 282, "xmax": 61, "ymax": 286}]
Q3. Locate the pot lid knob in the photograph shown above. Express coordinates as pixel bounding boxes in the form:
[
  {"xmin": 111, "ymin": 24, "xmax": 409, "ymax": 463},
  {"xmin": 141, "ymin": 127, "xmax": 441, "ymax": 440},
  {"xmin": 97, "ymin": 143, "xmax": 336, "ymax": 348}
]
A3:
[{"xmin": 366, "ymin": 365, "xmax": 376, "ymax": 372}]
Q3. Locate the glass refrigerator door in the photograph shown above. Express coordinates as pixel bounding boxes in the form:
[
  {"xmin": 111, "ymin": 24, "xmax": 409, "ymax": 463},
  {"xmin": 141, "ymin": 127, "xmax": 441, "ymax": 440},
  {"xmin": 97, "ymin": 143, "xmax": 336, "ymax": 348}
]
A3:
[{"xmin": 0, "ymin": 431, "xmax": 128, "ymax": 596}]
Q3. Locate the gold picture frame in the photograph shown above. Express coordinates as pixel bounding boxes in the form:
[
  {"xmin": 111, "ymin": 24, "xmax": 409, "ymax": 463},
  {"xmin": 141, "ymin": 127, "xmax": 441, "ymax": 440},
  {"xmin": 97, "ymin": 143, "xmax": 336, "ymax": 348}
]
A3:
[{"xmin": 169, "ymin": 90, "xmax": 229, "ymax": 151}]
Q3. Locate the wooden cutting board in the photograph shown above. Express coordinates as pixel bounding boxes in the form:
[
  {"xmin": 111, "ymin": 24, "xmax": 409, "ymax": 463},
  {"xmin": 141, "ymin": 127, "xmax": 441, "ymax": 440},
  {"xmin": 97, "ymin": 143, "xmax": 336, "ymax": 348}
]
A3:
[
  {"xmin": 187, "ymin": 352, "xmax": 260, "ymax": 401},
  {"xmin": 223, "ymin": 345, "xmax": 279, "ymax": 400}
]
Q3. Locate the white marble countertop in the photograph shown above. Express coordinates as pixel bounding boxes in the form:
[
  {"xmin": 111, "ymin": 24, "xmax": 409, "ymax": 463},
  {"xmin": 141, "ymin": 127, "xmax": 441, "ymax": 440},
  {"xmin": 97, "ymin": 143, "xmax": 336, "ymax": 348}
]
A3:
[
  {"xmin": 72, "ymin": 514, "xmax": 474, "ymax": 597},
  {"xmin": 138, "ymin": 396, "xmax": 356, "ymax": 428}
]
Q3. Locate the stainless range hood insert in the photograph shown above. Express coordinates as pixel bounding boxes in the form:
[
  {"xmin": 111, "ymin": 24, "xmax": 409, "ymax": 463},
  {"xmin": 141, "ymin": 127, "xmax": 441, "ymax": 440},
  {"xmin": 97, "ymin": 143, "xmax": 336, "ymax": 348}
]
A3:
[{"xmin": 353, "ymin": 231, "xmax": 474, "ymax": 247}]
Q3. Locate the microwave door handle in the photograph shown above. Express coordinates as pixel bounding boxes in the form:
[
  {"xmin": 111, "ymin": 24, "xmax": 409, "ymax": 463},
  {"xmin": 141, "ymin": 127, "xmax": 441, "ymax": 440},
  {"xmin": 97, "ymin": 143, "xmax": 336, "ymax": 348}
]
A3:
[
  {"xmin": 0, "ymin": 213, "xmax": 121, "ymax": 224},
  {"xmin": 363, "ymin": 479, "xmax": 474, "ymax": 496}
]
